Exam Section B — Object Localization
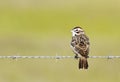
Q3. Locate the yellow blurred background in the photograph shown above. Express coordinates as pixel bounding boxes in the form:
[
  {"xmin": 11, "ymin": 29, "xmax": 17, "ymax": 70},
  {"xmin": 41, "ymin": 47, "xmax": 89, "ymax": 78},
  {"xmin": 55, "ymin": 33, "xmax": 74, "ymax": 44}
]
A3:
[{"xmin": 0, "ymin": 0, "xmax": 120, "ymax": 82}]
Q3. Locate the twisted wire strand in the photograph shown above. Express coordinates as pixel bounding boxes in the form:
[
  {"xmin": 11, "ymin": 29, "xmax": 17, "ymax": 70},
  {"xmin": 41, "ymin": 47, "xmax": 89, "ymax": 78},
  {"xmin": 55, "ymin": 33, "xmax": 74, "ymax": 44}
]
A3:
[{"xmin": 0, "ymin": 55, "xmax": 120, "ymax": 59}]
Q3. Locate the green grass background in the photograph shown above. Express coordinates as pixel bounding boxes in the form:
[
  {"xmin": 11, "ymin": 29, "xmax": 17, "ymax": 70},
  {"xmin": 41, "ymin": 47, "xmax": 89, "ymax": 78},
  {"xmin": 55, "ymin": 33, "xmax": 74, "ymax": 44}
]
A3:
[{"xmin": 0, "ymin": 0, "xmax": 120, "ymax": 82}]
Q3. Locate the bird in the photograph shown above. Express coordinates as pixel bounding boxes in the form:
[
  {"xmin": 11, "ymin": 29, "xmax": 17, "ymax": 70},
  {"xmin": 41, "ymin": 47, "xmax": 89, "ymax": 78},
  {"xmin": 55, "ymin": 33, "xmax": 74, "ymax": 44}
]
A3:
[{"xmin": 70, "ymin": 26, "xmax": 90, "ymax": 69}]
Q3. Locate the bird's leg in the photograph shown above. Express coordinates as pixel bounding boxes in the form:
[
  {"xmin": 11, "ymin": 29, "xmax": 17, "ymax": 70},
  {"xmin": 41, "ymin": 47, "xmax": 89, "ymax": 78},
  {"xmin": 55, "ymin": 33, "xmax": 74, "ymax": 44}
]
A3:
[{"xmin": 74, "ymin": 54, "xmax": 79, "ymax": 59}]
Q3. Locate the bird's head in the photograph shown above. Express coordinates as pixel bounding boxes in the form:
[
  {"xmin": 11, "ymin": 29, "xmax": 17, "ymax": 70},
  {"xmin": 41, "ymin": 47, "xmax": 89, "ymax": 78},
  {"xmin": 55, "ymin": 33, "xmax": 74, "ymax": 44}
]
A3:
[{"xmin": 71, "ymin": 26, "xmax": 84, "ymax": 36}]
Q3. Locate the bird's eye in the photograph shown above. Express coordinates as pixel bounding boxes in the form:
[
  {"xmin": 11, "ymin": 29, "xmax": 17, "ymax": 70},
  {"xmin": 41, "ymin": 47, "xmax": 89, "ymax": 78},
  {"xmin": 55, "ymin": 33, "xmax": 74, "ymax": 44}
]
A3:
[
  {"xmin": 75, "ymin": 29, "xmax": 79, "ymax": 32},
  {"xmin": 75, "ymin": 29, "xmax": 78, "ymax": 31}
]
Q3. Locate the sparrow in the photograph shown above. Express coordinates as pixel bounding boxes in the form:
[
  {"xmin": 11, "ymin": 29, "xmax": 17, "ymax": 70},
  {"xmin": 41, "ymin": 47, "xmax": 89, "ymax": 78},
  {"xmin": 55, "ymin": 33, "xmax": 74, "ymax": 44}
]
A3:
[{"xmin": 70, "ymin": 26, "xmax": 90, "ymax": 69}]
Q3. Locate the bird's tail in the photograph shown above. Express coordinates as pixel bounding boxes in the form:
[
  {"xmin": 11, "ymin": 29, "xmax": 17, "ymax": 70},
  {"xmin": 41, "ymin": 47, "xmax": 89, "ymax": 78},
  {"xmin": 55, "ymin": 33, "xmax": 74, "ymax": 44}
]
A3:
[{"xmin": 79, "ymin": 56, "xmax": 88, "ymax": 69}]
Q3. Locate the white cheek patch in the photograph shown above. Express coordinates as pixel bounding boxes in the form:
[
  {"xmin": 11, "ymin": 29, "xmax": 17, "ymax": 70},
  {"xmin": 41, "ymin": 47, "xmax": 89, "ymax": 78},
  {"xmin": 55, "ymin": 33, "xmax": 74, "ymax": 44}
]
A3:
[
  {"xmin": 72, "ymin": 32, "xmax": 76, "ymax": 36},
  {"xmin": 71, "ymin": 30, "xmax": 76, "ymax": 36}
]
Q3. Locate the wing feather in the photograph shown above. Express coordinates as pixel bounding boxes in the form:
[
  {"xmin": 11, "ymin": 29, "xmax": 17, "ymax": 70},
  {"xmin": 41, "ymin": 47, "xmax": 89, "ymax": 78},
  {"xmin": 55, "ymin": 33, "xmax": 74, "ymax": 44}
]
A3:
[{"xmin": 71, "ymin": 34, "xmax": 90, "ymax": 57}]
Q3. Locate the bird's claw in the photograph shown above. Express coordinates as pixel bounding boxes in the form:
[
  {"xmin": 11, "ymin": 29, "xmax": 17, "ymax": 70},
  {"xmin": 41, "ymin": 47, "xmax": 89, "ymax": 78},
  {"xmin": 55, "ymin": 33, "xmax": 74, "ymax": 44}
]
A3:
[{"xmin": 74, "ymin": 55, "xmax": 79, "ymax": 60}]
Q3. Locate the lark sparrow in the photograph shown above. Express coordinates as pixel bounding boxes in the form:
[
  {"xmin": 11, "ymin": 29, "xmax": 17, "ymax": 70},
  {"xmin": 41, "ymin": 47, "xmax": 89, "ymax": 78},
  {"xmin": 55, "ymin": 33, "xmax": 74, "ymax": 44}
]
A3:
[{"xmin": 70, "ymin": 26, "xmax": 90, "ymax": 69}]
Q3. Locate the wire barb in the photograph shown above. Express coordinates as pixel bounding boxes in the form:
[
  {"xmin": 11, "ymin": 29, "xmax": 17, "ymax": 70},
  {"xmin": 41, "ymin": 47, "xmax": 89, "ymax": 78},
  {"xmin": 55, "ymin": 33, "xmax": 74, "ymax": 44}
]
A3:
[{"xmin": 0, "ymin": 56, "xmax": 120, "ymax": 59}]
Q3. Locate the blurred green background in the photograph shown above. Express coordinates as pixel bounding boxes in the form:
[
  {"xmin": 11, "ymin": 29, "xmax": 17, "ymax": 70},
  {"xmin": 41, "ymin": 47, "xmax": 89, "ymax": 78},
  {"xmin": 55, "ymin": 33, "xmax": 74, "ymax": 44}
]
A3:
[{"xmin": 0, "ymin": 0, "xmax": 120, "ymax": 82}]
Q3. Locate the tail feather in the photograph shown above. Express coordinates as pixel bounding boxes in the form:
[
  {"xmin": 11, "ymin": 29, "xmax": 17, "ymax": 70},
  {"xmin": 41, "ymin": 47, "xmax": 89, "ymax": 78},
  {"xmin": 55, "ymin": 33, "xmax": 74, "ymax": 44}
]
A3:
[
  {"xmin": 79, "ymin": 58, "xmax": 83, "ymax": 69},
  {"xmin": 79, "ymin": 57, "xmax": 88, "ymax": 69}
]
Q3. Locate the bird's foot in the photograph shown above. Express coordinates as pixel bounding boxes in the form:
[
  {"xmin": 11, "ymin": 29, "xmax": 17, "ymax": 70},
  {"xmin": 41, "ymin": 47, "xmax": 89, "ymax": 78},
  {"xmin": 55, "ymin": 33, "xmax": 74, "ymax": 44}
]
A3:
[{"xmin": 74, "ymin": 55, "xmax": 79, "ymax": 60}]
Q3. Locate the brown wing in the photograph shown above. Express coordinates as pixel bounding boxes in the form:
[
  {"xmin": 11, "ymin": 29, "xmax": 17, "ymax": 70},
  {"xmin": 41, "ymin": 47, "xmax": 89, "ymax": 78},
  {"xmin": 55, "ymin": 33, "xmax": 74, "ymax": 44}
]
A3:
[
  {"xmin": 78, "ymin": 34, "xmax": 89, "ymax": 57},
  {"xmin": 71, "ymin": 36, "xmax": 77, "ymax": 47},
  {"xmin": 71, "ymin": 36, "xmax": 80, "ymax": 55}
]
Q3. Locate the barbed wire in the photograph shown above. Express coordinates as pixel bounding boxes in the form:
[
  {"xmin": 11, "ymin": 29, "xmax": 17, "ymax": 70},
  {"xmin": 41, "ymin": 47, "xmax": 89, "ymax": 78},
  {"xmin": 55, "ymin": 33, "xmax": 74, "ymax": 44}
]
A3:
[{"xmin": 0, "ymin": 55, "xmax": 120, "ymax": 60}]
